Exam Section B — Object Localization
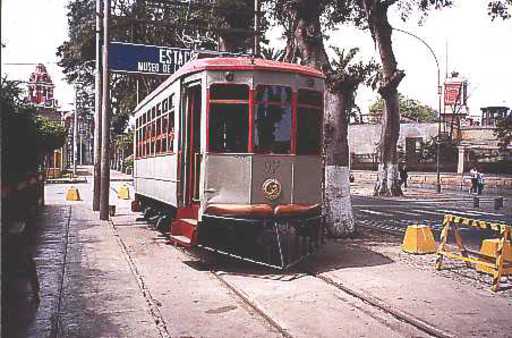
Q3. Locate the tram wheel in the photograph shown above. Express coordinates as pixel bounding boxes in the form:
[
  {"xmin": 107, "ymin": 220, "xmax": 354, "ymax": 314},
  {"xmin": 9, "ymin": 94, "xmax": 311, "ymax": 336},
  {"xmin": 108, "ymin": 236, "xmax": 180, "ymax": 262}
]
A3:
[{"xmin": 156, "ymin": 214, "xmax": 172, "ymax": 233}]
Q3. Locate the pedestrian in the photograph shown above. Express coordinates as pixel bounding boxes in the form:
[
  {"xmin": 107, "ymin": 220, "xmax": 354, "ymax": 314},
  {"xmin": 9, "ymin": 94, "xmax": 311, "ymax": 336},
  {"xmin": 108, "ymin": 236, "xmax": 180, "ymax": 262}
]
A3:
[
  {"xmin": 477, "ymin": 171, "xmax": 485, "ymax": 195},
  {"xmin": 469, "ymin": 166, "xmax": 478, "ymax": 194},
  {"xmin": 399, "ymin": 164, "xmax": 408, "ymax": 189}
]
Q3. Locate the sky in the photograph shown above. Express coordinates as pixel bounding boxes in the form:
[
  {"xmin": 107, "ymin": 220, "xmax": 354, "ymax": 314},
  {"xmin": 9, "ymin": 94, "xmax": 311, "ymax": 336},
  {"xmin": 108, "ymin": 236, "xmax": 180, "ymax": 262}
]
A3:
[{"xmin": 2, "ymin": 0, "xmax": 511, "ymax": 116}]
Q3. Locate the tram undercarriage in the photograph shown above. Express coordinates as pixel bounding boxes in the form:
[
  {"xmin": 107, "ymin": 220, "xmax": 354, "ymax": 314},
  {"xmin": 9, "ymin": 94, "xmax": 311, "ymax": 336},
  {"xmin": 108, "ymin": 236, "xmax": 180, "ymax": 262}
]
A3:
[{"xmin": 198, "ymin": 215, "xmax": 325, "ymax": 270}]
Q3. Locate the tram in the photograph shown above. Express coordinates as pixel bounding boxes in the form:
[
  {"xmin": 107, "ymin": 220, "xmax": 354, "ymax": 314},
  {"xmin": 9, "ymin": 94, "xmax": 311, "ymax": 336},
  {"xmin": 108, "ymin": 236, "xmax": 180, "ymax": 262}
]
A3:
[{"xmin": 132, "ymin": 57, "xmax": 325, "ymax": 269}]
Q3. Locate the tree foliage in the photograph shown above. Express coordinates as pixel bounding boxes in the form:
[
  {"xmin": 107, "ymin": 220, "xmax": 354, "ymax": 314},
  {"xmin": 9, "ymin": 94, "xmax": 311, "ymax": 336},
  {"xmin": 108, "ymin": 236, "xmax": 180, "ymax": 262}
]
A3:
[
  {"xmin": 1, "ymin": 78, "xmax": 66, "ymax": 181},
  {"xmin": 495, "ymin": 115, "xmax": 512, "ymax": 149},
  {"xmin": 369, "ymin": 93, "xmax": 437, "ymax": 122},
  {"xmin": 57, "ymin": 0, "xmax": 259, "ymax": 136},
  {"xmin": 488, "ymin": 0, "xmax": 512, "ymax": 19}
]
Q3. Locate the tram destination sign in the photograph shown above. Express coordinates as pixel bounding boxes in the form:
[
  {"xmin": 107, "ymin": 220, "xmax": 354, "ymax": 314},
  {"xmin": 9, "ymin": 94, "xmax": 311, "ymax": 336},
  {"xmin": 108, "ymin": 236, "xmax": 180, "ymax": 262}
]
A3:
[{"xmin": 109, "ymin": 42, "xmax": 194, "ymax": 75}]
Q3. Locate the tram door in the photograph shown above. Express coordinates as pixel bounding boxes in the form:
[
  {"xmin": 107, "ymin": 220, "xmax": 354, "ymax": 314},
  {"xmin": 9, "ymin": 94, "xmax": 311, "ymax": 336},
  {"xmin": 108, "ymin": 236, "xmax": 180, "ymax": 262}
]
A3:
[{"xmin": 183, "ymin": 85, "xmax": 202, "ymax": 207}]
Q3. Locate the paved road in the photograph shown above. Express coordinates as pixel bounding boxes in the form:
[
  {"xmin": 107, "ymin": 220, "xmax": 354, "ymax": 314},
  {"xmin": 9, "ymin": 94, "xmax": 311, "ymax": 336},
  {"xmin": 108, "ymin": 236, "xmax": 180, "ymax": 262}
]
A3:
[{"xmin": 351, "ymin": 190, "xmax": 512, "ymax": 236}]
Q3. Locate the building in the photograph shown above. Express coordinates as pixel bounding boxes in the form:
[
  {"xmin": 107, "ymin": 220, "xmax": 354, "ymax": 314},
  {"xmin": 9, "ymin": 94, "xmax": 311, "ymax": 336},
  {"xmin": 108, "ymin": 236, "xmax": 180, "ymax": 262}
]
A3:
[
  {"xmin": 480, "ymin": 106, "xmax": 511, "ymax": 127},
  {"xmin": 26, "ymin": 64, "xmax": 67, "ymax": 177}
]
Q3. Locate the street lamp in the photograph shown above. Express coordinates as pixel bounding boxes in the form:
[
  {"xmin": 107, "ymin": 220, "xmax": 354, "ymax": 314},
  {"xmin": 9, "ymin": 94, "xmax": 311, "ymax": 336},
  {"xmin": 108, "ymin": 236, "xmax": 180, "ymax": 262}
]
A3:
[{"xmin": 393, "ymin": 28, "xmax": 443, "ymax": 193}]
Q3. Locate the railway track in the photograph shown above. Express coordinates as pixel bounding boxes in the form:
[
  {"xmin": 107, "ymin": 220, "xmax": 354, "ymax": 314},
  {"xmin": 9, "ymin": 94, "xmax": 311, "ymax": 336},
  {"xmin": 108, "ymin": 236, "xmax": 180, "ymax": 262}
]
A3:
[
  {"xmin": 117, "ymin": 214, "xmax": 453, "ymax": 338},
  {"xmin": 183, "ymin": 246, "xmax": 454, "ymax": 338}
]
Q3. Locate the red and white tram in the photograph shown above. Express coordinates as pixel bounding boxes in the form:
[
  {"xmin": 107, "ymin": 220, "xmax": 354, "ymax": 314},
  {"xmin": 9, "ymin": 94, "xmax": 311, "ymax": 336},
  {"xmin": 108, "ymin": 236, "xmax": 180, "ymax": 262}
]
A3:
[{"xmin": 133, "ymin": 57, "xmax": 325, "ymax": 269}]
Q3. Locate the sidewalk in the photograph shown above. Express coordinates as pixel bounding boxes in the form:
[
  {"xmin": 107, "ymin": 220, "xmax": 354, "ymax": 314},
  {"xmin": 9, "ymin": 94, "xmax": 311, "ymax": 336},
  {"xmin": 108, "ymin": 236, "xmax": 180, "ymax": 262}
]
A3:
[
  {"xmin": 5, "ymin": 178, "xmax": 512, "ymax": 337},
  {"xmin": 351, "ymin": 169, "xmax": 512, "ymax": 195},
  {"xmin": 308, "ymin": 233, "xmax": 512, "ymax": 337},
  {"xmin": 5, "ymin": 183, "xmax": 159, "ymax": 337}
]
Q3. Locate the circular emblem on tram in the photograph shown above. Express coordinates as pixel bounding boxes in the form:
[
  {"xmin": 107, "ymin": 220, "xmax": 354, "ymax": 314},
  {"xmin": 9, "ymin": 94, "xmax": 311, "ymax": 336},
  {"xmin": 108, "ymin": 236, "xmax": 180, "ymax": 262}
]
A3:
[{"xmin": 262, "ymin": 178, "xmax": 282, "ymax": 201}]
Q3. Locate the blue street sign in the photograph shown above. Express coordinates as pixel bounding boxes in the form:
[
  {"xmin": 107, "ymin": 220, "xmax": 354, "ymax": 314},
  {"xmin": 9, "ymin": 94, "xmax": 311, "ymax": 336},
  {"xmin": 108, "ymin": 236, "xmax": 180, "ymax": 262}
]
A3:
[{"xmin": 109, "ymin": 42, "xmax": 194, "ymax": 75}]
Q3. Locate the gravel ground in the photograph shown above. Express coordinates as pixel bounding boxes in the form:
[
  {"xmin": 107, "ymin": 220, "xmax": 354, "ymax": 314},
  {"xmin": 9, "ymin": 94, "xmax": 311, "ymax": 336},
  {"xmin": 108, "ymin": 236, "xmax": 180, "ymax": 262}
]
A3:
[{"xmin": 346, "ymin": 227, "xmax": 512, "ymax": 298}]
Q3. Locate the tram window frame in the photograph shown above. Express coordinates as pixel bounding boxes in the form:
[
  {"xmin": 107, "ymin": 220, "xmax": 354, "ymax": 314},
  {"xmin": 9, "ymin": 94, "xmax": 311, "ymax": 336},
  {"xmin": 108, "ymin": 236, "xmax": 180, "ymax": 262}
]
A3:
[
  {"xmin": 151, "ymin": 120, "xmax": 157, "ymax": 156},
  {"xmin": 167, "ymin": 94, "xmax": 175, "ymax": 153},
  {"xmin": 296, "ymin": 89, "xmax": 323, "ymax": 155},
  {"xmin": 162, "ymin": 114, "xmax": 168, "ymax": 153},
  {"xmin": 156, "ymin": 117, "xmax": 162, "ymax": 153},
  {"xmin": 162, "ymin": 98, "xmax": 168, "ymax": 113},
  {"xmin": 254, "ymin": 85, "xmax": 293, "ymax": 154},
  {"xmin": 208, "ymin": 84, "xmax": 250, "ymax": 153}
]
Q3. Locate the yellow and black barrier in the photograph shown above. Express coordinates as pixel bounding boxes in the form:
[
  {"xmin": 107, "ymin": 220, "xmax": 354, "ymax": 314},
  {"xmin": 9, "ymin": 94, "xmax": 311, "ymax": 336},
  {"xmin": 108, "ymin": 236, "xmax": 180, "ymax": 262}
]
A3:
[{"xmin": 435, "ymin": 214, "xmax": 512, "ymax": 292}]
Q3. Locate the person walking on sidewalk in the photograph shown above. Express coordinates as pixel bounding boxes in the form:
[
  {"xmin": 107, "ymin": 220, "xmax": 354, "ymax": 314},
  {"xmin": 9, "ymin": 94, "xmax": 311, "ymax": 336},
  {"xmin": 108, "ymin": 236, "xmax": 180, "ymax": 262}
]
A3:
[
  {"xmin": 477, "ymin": 171, "xmax": 485, "ymax": 195},
  {"xmin": 399, "ymin": 163, "xmax": 408, "ymax": 189},
  {"xmin": 469, "ymin": 166, "xmax": 478, "ymax": 194}
]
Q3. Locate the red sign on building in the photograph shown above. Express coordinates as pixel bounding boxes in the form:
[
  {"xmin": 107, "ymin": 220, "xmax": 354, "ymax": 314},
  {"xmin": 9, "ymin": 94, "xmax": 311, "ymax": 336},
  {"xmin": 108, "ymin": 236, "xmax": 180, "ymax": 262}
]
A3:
[{"xmin": 444, "ymin": 82, "xmax": 462, "ymax": 105}]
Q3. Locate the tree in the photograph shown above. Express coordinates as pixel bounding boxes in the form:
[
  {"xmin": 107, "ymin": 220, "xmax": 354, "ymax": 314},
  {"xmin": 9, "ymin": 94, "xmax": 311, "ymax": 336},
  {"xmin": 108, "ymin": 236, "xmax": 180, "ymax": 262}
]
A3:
[
  {"xmin": 272, "ymin": 0, "xmax": 378, "ymax": 237},
  {"xmin": 368, "ymin": 93, "xmax": 437, "ymax": 123},
  {"xmin": 351, "ymin": 0, "xmax": 451, "ymax": 196},
  {"xmin": 495, "ymin": 115, "xmax": 512, "ymax": 149},
  {"xmin": 488, "ymin": 0, "xmax": 512, "ymax": 19},
  {"xmin": 1, "ymin": 78, "xmax": 66, "ymax": 182}
]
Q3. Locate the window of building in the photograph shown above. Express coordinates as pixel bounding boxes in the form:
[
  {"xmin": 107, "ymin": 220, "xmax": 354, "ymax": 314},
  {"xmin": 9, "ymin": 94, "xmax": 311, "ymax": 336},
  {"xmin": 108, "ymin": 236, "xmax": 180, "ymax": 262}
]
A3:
[
  {"xmin": 296, "ymin": 89, "xmax": 322, "ymax": 155},
  {"xmin": 254, "ymin": 85, "xmax": 292, "ymax": 154},
  {"xmin": 209, "ymin": 84, "xmax": 249, "ymax": 153}
]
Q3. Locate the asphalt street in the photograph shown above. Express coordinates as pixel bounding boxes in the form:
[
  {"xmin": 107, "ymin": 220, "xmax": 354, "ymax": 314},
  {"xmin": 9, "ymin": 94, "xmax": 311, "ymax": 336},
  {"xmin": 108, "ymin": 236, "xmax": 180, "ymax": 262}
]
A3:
[{"xmin": 351, "ymin": 188, "xmax": 512, "ymax": 244}]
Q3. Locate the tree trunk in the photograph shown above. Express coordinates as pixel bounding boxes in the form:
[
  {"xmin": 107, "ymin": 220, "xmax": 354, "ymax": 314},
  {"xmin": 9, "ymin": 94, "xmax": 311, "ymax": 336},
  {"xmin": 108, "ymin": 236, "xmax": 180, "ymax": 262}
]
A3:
[
  {"xmin": 291, "ymin": 1, "xmax": 355, "ymax": 237},
  {"xmin": 363, "ymin": 0, "xmax": 405, "ymax": 196}
]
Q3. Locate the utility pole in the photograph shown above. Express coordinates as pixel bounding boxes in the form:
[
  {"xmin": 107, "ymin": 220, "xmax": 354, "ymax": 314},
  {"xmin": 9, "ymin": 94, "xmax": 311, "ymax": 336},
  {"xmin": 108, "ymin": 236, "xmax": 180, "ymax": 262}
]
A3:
[
  {"xmin": 73, "ymin": 85, "xmax": 78, "ymax": 176},
  {"xmin": 99, "ymin": 0, "xmax": 111, "ymax": 220},
  {"xmin": 93, "ymin": 0, "xmax": 103, "ymax": 211},
  {"xmin": 394, "ymin": 27, "xmax": 442, "ymax": 193}
]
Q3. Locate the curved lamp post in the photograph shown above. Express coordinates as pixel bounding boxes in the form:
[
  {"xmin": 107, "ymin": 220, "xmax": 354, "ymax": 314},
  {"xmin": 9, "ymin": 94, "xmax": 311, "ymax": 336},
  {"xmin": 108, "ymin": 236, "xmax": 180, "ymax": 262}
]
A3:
[{"xmin": 393, "ymin": 27, "xmax": 443, "ymax": 193}]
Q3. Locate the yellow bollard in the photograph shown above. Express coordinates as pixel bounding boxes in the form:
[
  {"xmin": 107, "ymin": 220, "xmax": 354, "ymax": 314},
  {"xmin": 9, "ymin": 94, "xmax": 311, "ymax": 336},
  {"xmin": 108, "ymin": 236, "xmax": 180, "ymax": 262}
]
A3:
[
  {"xmin": 401, "ymin": 224, "xmax": 437, "ymax": 254},
  {"xmin": 66, "ymin": 186, "xmax": 81, "ymax": 201},
  {"xmin": 475, "ymin": 239, "xmax": 512, "ymax": 275},
  {"xmin": 117, "ymin": 184, "xmax": 130, "ymax": 200}
]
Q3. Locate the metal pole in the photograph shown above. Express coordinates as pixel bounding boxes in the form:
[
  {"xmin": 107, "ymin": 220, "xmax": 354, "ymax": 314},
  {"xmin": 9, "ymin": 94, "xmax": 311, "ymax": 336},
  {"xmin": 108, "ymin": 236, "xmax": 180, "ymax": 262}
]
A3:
[
  {"xmin": 394, "ymin": 28, "xmax": 442, "ymax": 193},
  {"xmin": 93, "ymin": 0, "xmax": 103, "ymax": 211},
  {"xmin": 254, "ymin": 0, "xmax": 260, "ymax": 56},
  {"xmin": 73, "ymin": 86, "xmax": 78, "ymax": 176},
  {"xmin": 79, "ymin": 131, "xmax": 83, "ymax": 166},
  {"xmin": 436, "ymin": 69, "xmax": 442, "ymax": 193},
  {"xmin": 99, "ymin": 0, "xmax": 111, "ymax": 220}
]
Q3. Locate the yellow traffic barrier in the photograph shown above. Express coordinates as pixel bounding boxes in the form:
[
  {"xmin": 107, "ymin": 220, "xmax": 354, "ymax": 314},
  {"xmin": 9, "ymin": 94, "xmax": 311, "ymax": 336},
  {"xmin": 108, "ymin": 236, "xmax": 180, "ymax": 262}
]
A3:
[
  {"xmin": 66, "ymin": 186, "xmax": 80, "ymax": 201},
  {"xmin": 435, "ymin": 214, "xmax": 512, "ymax": 292},
  {"xmin": 475, "ymin": 239, "xmax": 512, "ymax": 275},
  {"xmin": 401, "ymin": 225, "xmax": 436, "ymax": 254},
  {"xmin": 117, "ymin": 184, "xmax": 130, "ymax": 200}
]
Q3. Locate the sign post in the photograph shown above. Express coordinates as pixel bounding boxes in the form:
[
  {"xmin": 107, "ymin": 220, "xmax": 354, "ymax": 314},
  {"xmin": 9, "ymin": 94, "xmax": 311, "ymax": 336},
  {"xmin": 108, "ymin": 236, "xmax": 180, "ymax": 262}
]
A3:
[
  {"xmin": 93, "ymin": 0, "xmax": 103, "ymax": 211},
  {"xmin": 99, "ymin": 0, "xmax": 111, "ymax": 221},
  {"xmin": 109, "ymin": 42, "xmax": 194, "ymax": 75}
]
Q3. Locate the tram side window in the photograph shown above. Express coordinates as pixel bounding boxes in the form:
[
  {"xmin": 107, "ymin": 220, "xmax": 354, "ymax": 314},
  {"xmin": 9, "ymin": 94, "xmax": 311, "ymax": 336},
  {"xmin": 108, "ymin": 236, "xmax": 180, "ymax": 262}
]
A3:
[
  {"xmin": 151, "ymin": 120, "xmax": 156, "ymax": 155},
  {"xmin": 156, "ymin": 117, "xmax": 162, "ymax": 153},
  {"xmin": 168, "ymin": 109, "xmax": 175, "ymax": 152},
  {"xmin": 209, "ymin": 84, "xmax": 249, "ymax": 153},
  {"xmin": 255, "ymin": 85, "xmax": 292, "ymax": 154},
  {"xmin": 297, "ymin": 89, "xmax": 322, "ymax": 155},
  {"xmin": 168, "ymin": 94, "xmax": 175, "ymax": 152}
]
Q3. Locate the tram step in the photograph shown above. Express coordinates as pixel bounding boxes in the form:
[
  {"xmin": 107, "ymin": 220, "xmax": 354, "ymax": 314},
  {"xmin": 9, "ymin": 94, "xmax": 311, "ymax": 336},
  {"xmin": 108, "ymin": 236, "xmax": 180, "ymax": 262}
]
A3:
[
  {"xmin": 170, "ymin": 218, "xmax": 198, "ymax": 247},
  {"xmin": 169, "ymin": 235, "xmax": 192, "ymax": 245}
]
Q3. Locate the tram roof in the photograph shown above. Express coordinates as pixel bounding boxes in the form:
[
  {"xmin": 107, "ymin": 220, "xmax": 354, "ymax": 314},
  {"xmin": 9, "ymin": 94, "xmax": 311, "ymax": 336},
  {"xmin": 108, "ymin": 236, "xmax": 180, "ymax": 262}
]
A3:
[{"xmin": 134, "ymin": 57, "xmax": 324, "ymax": 114}]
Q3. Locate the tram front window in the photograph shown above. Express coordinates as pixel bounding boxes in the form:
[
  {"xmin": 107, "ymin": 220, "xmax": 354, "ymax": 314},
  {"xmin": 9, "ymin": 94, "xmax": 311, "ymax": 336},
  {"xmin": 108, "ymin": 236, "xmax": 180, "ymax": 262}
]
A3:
[
  {"xmin": 255, "ymin": 85, "xmax": 292, "ymax": 154},
  {"xmin": 297, "ymin": 89, "xmax": 322, "ymax": 155},
  {"xmin": 209, "ymin": 84, "xmax": 249, "ymax": 153}
]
